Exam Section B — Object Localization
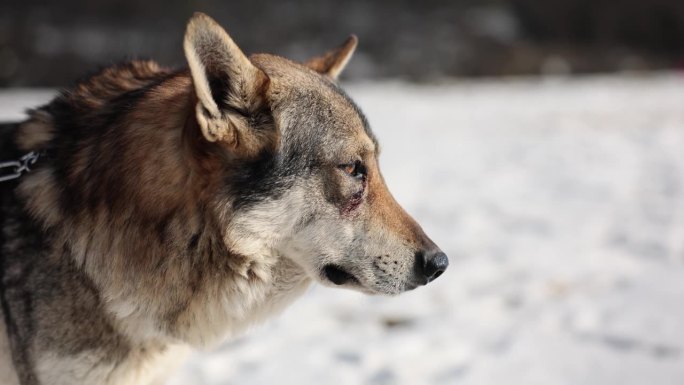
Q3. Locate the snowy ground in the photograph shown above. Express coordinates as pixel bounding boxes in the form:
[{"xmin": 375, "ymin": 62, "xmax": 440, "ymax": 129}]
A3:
[{"xmin": 2, "ymin": 73, "xmax": 684, "ymax": 385}]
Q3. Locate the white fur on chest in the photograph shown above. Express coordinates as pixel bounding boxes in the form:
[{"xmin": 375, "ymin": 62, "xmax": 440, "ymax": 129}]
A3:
[
  {"xmin": 34, "ymin": 344, "xmax": 192, "ymax": 385},
  {"xmin": 107, "ymin": 253, "xmax": 312, "ymax": 347},
  {"xmin": 32, "ymin": 260, "xmax": 310, "ymax": 385}
]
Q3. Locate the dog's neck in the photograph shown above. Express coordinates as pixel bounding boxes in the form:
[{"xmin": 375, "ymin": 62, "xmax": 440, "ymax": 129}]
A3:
[
  {"xmin": 13, "ymin": 62, "xmax": 312, "ymax": 348},
  {"xmin": 15, "ymin": 137, "xmax": 311, "ymax": 348}
]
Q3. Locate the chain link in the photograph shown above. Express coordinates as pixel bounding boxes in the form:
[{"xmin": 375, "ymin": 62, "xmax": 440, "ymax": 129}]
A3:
[{"xmin": 0, "ymin": 152, "xmax": 41, "ymax": 183}]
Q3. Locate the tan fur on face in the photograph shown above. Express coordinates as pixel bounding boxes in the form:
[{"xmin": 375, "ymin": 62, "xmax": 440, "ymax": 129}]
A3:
[
  {"xmin": 365, "ymin": 157, "xmax": 427, "ymax": 244},
  {"xmin": 231, "ymin": 54, "xmax": 437, "ymax": 296}
]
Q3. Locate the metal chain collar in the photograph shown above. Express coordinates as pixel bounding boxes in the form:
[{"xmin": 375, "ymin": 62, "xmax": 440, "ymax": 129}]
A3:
[{"xmin": 0, "ymin": 152, "xmax": 41, "ymax": 183}]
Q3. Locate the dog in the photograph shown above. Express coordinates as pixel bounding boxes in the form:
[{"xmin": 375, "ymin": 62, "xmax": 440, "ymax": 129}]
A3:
[{"xmin": 0, "ymin": 12, "xmax": 448, "ymax": 385}]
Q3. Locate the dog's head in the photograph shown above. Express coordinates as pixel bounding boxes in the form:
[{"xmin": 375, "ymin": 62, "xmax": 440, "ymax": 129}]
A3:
[{"xmin": 184, "ymin": 13, "xmax": 447, "ymax": 295}]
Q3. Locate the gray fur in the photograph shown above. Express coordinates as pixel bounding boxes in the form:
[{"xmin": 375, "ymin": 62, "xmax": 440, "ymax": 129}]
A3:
[{"xmin": 0, "ymin": 13, "xmax": 445, "ymax": 385}]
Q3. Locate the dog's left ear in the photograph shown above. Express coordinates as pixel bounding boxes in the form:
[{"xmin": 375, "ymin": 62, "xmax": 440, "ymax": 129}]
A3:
[
  {"xmin": 304, "ymin": 35, "xmax": 358, "ymax": 80},
  {"xmin": 184, "ymin": 12, "xmax": 273, "ymax": 156}
]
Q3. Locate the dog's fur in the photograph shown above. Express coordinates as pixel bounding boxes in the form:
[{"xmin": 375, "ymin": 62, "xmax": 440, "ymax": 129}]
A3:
[{"xmin": 0, "ymin": 13, "xmax": 446, "ymax": 385}]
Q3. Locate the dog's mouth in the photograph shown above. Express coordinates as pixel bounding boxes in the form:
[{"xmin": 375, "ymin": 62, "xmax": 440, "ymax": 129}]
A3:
[{"xmin": 322, "ymin": 264, "xmax": 360, "ymax": 286}]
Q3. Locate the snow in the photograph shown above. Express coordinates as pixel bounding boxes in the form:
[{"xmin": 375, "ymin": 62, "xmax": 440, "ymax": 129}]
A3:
[{"xmin": 2, "ymin": 73, "xmax": 684, "ymax": 385}]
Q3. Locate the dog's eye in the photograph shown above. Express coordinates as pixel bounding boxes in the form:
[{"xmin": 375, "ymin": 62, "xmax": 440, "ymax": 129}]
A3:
[{"xmin": 339, "ymin": 160, "xmax": 366, "ymax": 180}]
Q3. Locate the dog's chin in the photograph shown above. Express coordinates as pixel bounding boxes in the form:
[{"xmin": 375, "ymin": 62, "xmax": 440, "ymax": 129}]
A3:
[
  {"xmin": 322, "ymin": 264, "xmax": 359, "ymax": 286},
  {"xmin": 320, "ymin": 264, "xmax": 417, "ymax": 295},
  {"xmin": 320, "ymin": 264, "xmax": 374, "ymax": 294}
]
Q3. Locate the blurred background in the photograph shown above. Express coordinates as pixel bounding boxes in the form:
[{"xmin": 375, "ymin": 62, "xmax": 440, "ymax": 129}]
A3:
[
  {"xmin": 1, "ymin": 1, "xmax": 684, "ymax": 385},
  {"xmin": 1, "ymin": 0, "xmax": 684, "ymax": 86}
]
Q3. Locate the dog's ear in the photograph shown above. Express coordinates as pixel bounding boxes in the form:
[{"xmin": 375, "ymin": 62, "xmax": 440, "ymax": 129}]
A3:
[
  {"xmin": 184, "ymin": 12, "xmax": 272, "ymax": 155},
  {"xmin": 304, "ymin": 35, "xmax": 358, "ymax": 80}
]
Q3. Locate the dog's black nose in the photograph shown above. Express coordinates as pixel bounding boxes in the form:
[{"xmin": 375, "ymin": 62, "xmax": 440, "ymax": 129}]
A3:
[{"xmin": 419, "ymin": 251, "xmax": 449, "ymax": 283}]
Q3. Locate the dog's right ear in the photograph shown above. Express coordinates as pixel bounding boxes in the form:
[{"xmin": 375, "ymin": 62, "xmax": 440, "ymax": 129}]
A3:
[{"xmin": 184, "ymin": 12, "xmax": 272, "ymax": 155}]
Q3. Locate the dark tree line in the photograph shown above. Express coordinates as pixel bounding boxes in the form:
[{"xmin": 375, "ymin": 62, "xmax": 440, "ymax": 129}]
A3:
[{"xmin": 1, "ymin": 0, "xmax": 683, "ymax": 86}]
